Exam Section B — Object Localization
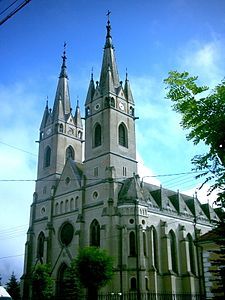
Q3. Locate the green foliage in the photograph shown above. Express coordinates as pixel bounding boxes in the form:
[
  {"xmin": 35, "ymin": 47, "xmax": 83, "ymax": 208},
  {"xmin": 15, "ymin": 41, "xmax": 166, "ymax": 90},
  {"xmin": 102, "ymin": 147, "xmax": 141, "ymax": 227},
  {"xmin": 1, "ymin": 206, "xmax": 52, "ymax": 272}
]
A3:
[
  {"xmin": 31, "ymin": 264, "xmax": 54, "ymax": 300},
  {"xmin": 74, "ymin": 247, "xmax": 114, "ymax": 299},
  {"xmin": 6, "ymin": 272, "xmax": 21, "ymax": 300},
  {"xmin": 164, "ymin": 71, "xmax": 225, "ymax": 207},
  {"xmin": 62, "ymin": 263, "xmax": 81, "ymax": 300}
]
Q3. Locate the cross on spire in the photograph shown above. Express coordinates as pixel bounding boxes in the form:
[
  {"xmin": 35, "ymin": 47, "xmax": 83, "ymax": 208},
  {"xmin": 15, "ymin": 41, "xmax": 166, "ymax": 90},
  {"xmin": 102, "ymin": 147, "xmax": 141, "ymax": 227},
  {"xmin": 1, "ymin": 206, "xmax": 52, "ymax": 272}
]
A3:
[{"xmin": 106, "ymin": 10, "xmax": 111, "ymax": 37}]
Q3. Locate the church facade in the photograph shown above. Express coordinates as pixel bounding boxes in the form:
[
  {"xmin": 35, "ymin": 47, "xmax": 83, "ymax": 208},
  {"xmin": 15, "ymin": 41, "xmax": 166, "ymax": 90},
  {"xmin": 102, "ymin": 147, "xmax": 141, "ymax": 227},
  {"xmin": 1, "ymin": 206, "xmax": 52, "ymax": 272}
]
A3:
[{"xmin": 21, "ymin": 19, "xmax": 219, "ymax": 299}]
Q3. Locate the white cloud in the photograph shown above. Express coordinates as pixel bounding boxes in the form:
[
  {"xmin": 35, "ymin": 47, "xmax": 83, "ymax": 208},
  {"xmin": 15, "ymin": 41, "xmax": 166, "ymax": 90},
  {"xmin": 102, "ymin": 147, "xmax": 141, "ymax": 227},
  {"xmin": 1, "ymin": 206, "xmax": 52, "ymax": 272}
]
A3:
[
  {"xmin": 137, "ymin": 152, "xmax": 161, "ymax": 186},
  {"xmin": 178, "ymin": 39, "xmax": 225, "ymax": 87}
]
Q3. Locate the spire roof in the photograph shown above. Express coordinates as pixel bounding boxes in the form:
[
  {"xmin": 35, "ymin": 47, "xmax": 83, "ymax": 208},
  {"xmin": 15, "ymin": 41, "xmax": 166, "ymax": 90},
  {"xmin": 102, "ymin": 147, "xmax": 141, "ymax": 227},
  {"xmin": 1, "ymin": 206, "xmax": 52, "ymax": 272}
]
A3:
[
  {"xmin": 124, "ymin": 71, "xmax": 134, "ymax": 104},
  {"xmin": 85, "ymin": 71, "xmax": 95, "ymax": 105},
  {"xmin": 99, "ymin": 14, "xmax": 120, "ymax": 93},
  {"xmin": 52, "ymin": 46, "xmax": 71, "ymax": 121},
  {"xmin": 40, "ymin": 99, "xmax": 50, "ymax": 130},
  {"xmin": 74, "ymin": 100, "xmax": 83, "ymax": 129}
]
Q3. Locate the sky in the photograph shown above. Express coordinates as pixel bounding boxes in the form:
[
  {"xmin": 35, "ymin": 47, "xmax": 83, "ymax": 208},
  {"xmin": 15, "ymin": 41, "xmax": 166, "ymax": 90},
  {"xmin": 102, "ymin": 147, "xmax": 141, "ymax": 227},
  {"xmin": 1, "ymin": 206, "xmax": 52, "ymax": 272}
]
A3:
[{"xmin": 0, "ymin": 0, "xmax": 225, "ymax": 284}]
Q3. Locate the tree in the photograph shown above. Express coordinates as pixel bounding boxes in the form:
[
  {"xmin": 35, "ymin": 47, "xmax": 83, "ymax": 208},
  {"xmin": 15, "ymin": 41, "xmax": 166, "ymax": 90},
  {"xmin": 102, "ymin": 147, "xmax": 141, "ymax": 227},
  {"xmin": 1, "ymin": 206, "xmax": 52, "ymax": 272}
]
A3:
[
  {"xmin": 74, "ymin": 246, "xmax": 114, "ymax": 300},
  {"xmin": 164, "ymin": 71, "xmax": 225, "ymax": 298},
  {"xmin": 6, "ymin": 272, "xmax": 21, "ymax": 300},
  {"xmin": 31, "ymin": 264, "xmax": 54, "ymax": 300},
  {"xmin": 164, "ymin": 71, "xmax": 225, "ymax": 206}
]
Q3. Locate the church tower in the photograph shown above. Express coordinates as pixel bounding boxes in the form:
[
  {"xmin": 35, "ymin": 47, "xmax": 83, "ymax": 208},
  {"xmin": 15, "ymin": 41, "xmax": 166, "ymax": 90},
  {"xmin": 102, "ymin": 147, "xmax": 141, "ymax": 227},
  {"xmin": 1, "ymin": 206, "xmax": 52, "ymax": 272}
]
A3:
[
  {"xmin": 84, "ymin": 17, "xmax": 137, "ymax": 183},
  {"xmin": 36, "ymin": 48, "xmax": 83, "ymax": 202}
]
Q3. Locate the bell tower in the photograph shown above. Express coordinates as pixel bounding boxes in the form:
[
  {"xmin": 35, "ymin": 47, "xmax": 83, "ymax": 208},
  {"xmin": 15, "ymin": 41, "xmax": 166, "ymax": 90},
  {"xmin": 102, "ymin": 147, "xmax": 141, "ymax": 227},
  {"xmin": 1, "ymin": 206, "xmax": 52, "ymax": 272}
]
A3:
[
  {"xmin": 84, "ymin": 17, "xmax": 137, "ymax": 182},
  {"xmin": 36, "ymin": 48, "xmax": 83, "ymax": 202}
]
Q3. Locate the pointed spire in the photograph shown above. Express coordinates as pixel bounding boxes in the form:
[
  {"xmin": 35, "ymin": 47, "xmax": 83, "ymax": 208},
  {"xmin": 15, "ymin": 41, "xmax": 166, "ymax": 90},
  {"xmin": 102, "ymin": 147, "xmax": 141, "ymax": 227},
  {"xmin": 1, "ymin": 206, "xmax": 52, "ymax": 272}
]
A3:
[
  {"xmin": 40, "ymin": 98, "xmax": 50, "ymax": 129},
  {"xmin": 52, "ymin": 44, "xmax": 71, "ymax": 121},
  {"xmin": 99, "ymin": 12, "xmax": 120, "ymax": 93},
  {"xmin": 85, "ymin": 70, "xmax": 96, "ymax": 105},
  {"xmin": 124, "ymin": 70, "xmax": 134, "ymax": 104},
  {"xmin": 74, "ymin": 98, "xmax": 83, "ymax": 129}
]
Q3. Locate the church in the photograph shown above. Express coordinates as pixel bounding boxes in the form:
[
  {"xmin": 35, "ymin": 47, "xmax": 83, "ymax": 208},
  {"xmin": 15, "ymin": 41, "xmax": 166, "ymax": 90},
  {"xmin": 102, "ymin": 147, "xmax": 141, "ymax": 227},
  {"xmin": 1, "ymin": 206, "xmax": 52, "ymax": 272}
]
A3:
[{"xmin": 21, "ymin": 17, "xmax": 220, "ymax": 299}]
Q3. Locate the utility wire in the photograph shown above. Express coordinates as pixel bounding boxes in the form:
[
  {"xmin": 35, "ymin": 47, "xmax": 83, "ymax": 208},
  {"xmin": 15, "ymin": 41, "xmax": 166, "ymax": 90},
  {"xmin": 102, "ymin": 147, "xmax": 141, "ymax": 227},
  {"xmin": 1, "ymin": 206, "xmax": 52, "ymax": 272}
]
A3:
[
  {"xmin": 0, "ymin": 140, "xmax": 37, "ymax": 156},
  {"xmin": 0, "ymin": 0, "xmax": 31, "ymax": 26},
  {"xmin": 0, "ymin": 0, "xmax": 19, "ymax": 16}
]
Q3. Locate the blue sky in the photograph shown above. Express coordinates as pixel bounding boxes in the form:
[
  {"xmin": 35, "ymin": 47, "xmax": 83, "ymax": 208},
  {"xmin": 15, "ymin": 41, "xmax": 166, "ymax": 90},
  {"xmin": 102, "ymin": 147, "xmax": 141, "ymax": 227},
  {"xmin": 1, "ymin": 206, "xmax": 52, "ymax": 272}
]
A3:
[{"xmin": 0, "ymin": 0, "xmax": 225, "ymax": 284}]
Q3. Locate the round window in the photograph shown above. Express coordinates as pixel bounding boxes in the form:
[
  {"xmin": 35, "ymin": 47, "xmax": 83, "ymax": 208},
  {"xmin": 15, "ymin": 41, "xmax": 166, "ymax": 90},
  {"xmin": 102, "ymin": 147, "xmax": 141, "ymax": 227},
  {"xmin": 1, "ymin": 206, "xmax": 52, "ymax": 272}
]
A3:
[
  {"xmin": 93, "ymin": 191, "xmax": 98, "ymax": 199},
  {"xmin": 60, "ymin": 222, "xmax": 74, "ymax": 246},
  {"xmin": 129, "ymin": 218, "xmax": 134, "ymax": 224}
]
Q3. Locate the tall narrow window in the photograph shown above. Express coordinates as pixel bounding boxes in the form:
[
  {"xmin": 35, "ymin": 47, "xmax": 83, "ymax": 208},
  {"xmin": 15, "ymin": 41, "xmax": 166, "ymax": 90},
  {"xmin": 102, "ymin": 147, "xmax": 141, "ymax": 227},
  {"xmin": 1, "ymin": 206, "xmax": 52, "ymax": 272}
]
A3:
[
  {"xmin": 169, "ymin": 230, "xmax": 178, "ymax": 273},
  {"xmin": 57, "ymin": 263, "xmax": 69, "ymax": 299},
  {"xmin": 187, "ymin": 233, "xmax": 196, "ymax": 274},
  {"xmin": 143, "ymin": 232, "xmax": 147, "ymax": 256},
  {"xmin": 90, "ymin": 219, "xmax": 100, "ymax": 247},
  {"xmin": 44, "ymin": 146, "xmax": 51, "ymax": 167},
  {"xmin": 130, "ymin": 277, "xmax": 137, "ymax": 291},
  {"xmin": 152, "ymin": 227, "xmax": 159, "ymax": 270},
  {"xmin": 66, "ymin": 146, "xmax": 75, "ymax": 160},
  {"xmin": 94, "ymin": 123, "xmax": 101, "ymax": 147},
  {"xmin": 129, "ymin": 231, "xmax": 136, "ymax": 256},
  {"xmin": 118, "ymin": 123, "xmax": 128, "ymax": 147},
  {"xmin": 37, "ymin": 232, "xmax": 45, "ymax": 262},
  {"xmin": 59, "ymin": 123, "xmax": 63, "ymax": 133}
]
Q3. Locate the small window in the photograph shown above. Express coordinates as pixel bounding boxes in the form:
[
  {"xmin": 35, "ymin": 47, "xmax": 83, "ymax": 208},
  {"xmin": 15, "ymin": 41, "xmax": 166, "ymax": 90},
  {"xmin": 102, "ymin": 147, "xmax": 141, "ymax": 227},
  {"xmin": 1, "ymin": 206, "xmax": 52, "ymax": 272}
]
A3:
[
  {"xmin": 37, "ymin": 232, "xmax": 45, "ymax": 262},
  {"xmin": 143, "ymin": 232, "xmax": 147, "ymax": 256},
  {"xmin": 59, "ymin": 123, "xmax": 63, "ymax": 133},
  {"xmin": 169, "ymin": 230, "xmax": 177, "ymax": 273},
  {"xmin": 90, "ymin": 219, "xmax": 100, "ymax": 247},
  {"xmin": 94, "ymin": 123, "xmax": 101, "ymax": 147},
  {"xmin": 118, "ymin": 123, "xmax": 128, "ymax": 147},
  {"xmin": 66, "ymin": 146, "xmax": 75, "ymax": 160},
  {"xmin": 94, "ymin": 167, "xmax": 99, "ymax": 177},
  {"xmin": 123, "ymin": 167, "xmax": 127, "ymax": 176},
  {"xmin": 86, "ymin": 106, "xmax": 91, "ymax": 117},
  {"xmin": 44, "ymin": 146, "xmax": 51, "ymax": 167},
  {"xmin": 78, "ymin": 130, "xmax": 82, "ymax": 139},
  {"xmin": 129, "ymin": 231, "xmax": 136, "ymax": 256},
  {"xmin": 130, "ymin": 277, "xmax": 137, "ymax": 291}
]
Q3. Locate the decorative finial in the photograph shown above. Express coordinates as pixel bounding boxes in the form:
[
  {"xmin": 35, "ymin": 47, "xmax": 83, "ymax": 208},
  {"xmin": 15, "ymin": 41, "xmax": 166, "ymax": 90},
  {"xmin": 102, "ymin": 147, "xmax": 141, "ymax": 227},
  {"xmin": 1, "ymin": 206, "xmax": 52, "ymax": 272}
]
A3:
[
  {"xmin": 77, "ymin": 96, "xmax": 79, "ymax": 107},
  {"xmin": 125, "ymin": 68, "xmax": 128, "ymax": 80},
  {"xmin": 106, "ymin": 10, "xmax": 111, "ymax": 37},
  {"xmin": 62, "ymin": 42, "xmax": 67, "ymax": 65},
  {"xmin": 46, "ymin": 96, "xmax": 49, "ymax": 108},
  {"xmin": 91, "ymin": 67, "xmax": 94, "ymax": 80}
]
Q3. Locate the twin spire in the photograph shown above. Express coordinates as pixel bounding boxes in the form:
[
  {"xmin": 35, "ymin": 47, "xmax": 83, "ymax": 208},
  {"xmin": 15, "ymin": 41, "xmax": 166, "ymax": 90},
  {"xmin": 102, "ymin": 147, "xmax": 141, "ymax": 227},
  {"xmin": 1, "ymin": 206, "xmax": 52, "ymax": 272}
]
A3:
[{"xmin": 41, "ymin": 13, "xmax": 134, "ymax": 130}]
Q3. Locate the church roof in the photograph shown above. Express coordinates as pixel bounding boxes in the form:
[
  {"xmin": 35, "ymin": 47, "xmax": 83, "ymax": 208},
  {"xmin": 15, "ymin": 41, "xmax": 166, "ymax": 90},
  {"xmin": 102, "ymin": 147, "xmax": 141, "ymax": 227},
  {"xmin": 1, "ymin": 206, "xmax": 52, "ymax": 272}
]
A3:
[{"xmin": 118, "ymin": 176, "xmax": 220, "ymax": 223}]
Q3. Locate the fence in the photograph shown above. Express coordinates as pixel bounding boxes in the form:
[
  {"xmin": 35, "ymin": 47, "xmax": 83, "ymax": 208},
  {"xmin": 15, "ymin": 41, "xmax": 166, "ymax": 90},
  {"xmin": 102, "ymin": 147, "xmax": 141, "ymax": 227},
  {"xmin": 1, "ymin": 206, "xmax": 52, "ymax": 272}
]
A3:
[{"xmin": 54, "ymin": 292, "xmax": 203, "ymax": 300}]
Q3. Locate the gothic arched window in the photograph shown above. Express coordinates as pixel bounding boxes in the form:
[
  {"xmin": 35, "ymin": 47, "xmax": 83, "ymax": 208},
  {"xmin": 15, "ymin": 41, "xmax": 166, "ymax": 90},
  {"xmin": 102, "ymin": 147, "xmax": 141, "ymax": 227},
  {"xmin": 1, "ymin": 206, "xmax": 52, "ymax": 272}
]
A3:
[
  {"xmin": 59, "ymin": 123, "xmax": 63, "ymax": 133},
  {"xmin": 169, "ymin": 230, "xmax": 178, "ymax": 273},
  {"xmin": 57, "ymin": 263, "xmax": 69, "ymax": 299},
  {"xmin": 151, "ymin": 227, "xmax": 159, "ymax": 270},
  {"xmin": 94, "ymin": 123, "xmax": 101, "ymax": 147},
  {"xmin": 143, "ymin": 232, "xmax": 147, "ymax": 256},
  {"xmin": 118, "ymin": 123, "xmax": 128, "ymax": 147},
  {"xmin": 130, "ymin": 277, "xmax": 137, "ymax": 291},
  {"xmin": 37, "ymin": 232, "xmax": 45, "ymax": 262},
  {"xmin": 90, "ymin": 219, "xmax": 100, "ymax": 247},
  {"xmin": 187, "ymin": 233, "xmax": 196, "ymax": 274},
  {"xmin": 129, "ymin": 231, "xmax": 136, "ymax": 256},
  {"xmin": 44, "ymin": 146, "xmax": 51, "ymax": 167},
  {"xmin": 66, "ymin": 145, "xmax": 75, "ymax": 160}
]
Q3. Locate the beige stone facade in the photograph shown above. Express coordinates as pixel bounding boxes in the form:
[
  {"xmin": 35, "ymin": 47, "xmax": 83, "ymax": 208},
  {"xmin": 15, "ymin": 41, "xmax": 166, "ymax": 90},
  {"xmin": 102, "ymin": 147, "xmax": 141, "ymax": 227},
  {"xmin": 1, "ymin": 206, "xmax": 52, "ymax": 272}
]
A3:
[{"xmin": 21, "ymin": 20, "xmax": 220, "ymax": 299}]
